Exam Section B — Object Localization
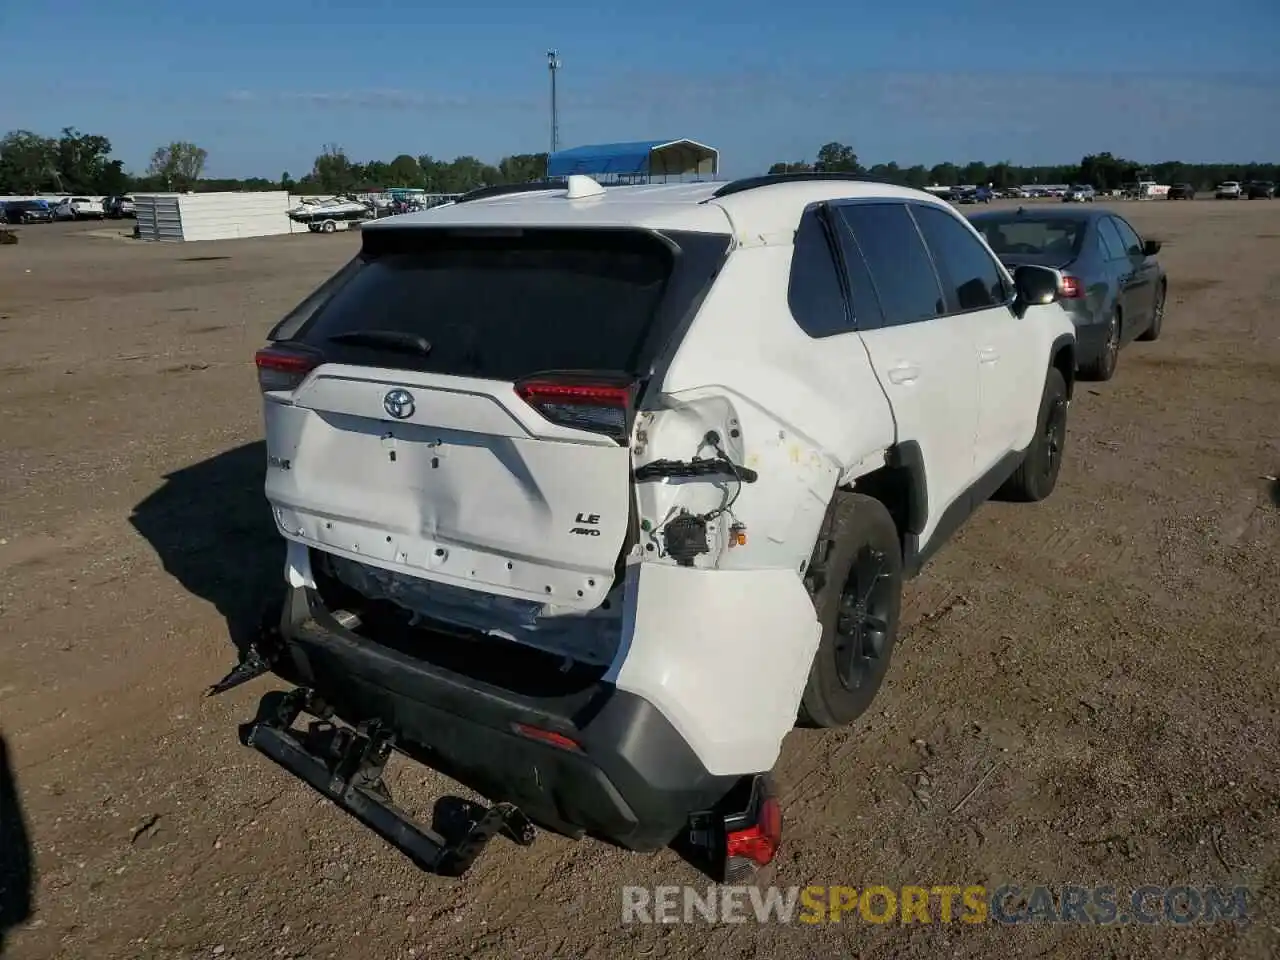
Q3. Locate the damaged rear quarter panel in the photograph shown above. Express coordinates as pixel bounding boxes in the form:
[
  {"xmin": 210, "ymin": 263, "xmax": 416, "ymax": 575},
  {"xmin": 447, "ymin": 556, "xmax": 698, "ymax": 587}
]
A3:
[{"xmin": 638, "ymin": 244, "xmax": 897, "ymax": 575}]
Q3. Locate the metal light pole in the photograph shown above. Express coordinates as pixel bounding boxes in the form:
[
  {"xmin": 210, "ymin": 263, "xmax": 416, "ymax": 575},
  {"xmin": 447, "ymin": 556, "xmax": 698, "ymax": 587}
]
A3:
[{"xmin": 547, "ymin": 49, "xmax": 561, "ymax": 157}]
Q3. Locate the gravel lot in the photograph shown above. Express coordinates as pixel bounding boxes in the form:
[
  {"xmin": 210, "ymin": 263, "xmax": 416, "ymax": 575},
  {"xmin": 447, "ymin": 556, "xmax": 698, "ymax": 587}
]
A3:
[{"xmin": 1, "ymin": 201, "xmax": 1277, "ymax": 959}]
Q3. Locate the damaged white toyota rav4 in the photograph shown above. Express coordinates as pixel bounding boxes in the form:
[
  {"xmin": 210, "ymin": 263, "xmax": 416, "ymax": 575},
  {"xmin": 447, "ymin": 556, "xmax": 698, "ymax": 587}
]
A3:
[{"xmin": 227, "ymin": 173, "xmax": 1076, "ymax": 880}]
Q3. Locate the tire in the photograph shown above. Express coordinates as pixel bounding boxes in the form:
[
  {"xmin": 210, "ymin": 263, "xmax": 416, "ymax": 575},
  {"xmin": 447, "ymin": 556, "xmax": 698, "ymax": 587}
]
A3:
[
  {"xmin": 1079, "ymin": 309, "xmax": 1121, "ymax": 382},
  {"xmin": 1138, "ymin": 282, "xmax": 1165, "ymax": 341},
  {"xmin": 321, "ymin": 220, "xmax": 337, "ymax": 233},
  {"xmin": 999, "ymin": 367, "xmax": 1068, "ymax": 503},
  {"xmin": 798, "ymin": 492, "xmax": 903, "ymax": 729}
]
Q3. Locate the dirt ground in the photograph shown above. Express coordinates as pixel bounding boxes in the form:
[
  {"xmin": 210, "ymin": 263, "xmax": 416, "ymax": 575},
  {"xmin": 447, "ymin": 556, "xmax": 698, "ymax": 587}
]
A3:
[{"xmin": 1, "ymin": 200, "xmax": 1277, "ymax": 960}]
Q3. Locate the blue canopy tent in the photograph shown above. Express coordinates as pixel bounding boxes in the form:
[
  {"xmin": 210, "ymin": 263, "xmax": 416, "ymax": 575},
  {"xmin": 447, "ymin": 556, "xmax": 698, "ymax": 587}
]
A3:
[{"xmin": 547, "ymin": 139, "xmax": 719, "ymax": 183}]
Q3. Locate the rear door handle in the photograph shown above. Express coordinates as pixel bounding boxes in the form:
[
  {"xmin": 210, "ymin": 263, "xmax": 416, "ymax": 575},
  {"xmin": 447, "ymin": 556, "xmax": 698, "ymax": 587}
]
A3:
[
  {"xmin": 979, "ymin": 347, "xmax": 999, "ymax": 364},
  {"xmin": 887, "ymin": 363, "xmax": 920, "ymax": 384}
]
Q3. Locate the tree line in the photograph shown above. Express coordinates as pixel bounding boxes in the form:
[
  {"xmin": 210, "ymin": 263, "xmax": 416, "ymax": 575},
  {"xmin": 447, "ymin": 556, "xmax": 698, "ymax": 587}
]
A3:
[
  {"xmin": 768, "ymin": 143, "xmax": 1279, "ymax": 192},
  {"xmin": 0, "ymin": 129, "xmax": 210, "ymax": 194},
  {"xmin": 0, "ymin": 129, "xmax": 550, "ymax": 196},
  {"xmin": 3, "ymin": 128, "xmax": 1276, "ymax": 198}
]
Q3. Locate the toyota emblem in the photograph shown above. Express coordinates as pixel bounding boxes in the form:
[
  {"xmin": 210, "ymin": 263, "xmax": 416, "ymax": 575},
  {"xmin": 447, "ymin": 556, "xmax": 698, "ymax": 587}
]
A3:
[{"xmin": 383, "ymin": 389, "xmax": 415, "ymax": 419}]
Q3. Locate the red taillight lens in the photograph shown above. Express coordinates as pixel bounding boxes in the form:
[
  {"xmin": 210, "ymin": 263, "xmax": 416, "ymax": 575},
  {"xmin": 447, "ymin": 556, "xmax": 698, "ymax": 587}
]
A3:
[
  {"xmin": 725, "ymin": 796, "xmax": 782, "ymax": 867},
  {"xmin": 511, "ymin": 722, "xmax": 581, "ymax": 752},
  {"xmin": 1059, "ymin": 275, "xmax": 1085, "ymax": 299},
  {"xmin": 254, "ymin": 344, "xmax": 323, "ymax": 393},
  {"xmin": 515, "ymin": 376, "xmax": 634, "ymax": 442}
]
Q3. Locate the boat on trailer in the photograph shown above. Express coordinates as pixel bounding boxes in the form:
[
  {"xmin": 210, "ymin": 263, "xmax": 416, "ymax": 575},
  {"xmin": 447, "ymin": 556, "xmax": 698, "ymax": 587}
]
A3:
[{"xmin": 288, "ymin": 196, "xmax": 375, "ymax": 233}]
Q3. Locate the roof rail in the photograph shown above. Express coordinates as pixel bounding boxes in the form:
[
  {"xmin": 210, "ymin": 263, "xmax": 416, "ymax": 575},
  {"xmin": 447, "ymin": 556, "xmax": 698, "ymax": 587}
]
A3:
[
  {"xmin": 453, "ymin": 180, "xmax": 567, "ymax": 204},
  {"xmin": 708, "ymin": 172, "xmax": 897, "ymax": 200}
]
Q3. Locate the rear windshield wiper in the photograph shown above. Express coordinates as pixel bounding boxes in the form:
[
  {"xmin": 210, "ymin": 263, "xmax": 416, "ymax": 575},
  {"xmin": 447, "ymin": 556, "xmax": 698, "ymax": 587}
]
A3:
[{"xmin": 327, "ymin": 329, "xmax": 432, "ymax": 356}]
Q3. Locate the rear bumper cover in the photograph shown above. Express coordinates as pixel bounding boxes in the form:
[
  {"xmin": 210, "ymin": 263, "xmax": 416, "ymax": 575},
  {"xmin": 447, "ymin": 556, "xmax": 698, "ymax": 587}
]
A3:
[
  {"xmin": 1071, "ymin": 315, "xmax": 1111, "ymax": 365},
  {"xmin": 270, "ymin": 585, "xmax": 742, "ymax": 851}
]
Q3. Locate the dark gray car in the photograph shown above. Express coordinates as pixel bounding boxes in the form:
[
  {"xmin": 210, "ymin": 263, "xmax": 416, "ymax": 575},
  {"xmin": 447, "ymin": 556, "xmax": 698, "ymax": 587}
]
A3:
[{"xmin": 967, "ymin": 207, "xmax": 1167, "ymax": 380}]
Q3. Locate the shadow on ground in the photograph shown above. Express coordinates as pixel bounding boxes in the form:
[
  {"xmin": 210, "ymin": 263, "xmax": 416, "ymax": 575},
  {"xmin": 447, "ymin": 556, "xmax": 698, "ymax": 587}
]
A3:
[
  {"xmin": 129, "ymin": 441, "xmax": 283, "ymax": 656},
  {"xmin": 0, "ymin": 734, "xmax": 33, "ymax": 954}
]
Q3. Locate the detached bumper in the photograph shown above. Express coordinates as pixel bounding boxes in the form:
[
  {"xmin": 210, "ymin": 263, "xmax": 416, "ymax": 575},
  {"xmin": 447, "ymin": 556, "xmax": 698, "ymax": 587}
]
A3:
[{"xmin": 268, "ymin": 585, "xmax": 741, "ymax": 851}]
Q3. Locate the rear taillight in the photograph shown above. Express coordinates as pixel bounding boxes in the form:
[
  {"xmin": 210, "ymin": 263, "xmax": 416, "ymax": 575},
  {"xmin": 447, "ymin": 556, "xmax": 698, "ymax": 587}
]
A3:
[
  {"xmin": 254, "ymin": 343, "xmax": 323, "ymax": 392},
  {"xmin": 725, "ymin": 796, "xmax": 782, "ymax": 867},
  {"xmin": 511, "ymin": 722, "xmax": 581, "ymax": 752},
  {"xmin": 515, "ymin": 376, "xmax": 634, "ymax": 442},
  {"xmin": 1059, "ymin": 275, "xmax": 1085, "ymax": 299}
]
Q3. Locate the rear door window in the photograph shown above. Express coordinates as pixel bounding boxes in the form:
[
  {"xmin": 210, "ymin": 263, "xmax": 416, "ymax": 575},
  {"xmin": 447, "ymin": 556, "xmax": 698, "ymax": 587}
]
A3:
[
  {"xmin": 910, "ymin": 204, "xmax": 1008, "ymax": 312},
  {"xmin": 1109, "ymin": 217, "xmax": 1143, "ymax": 256},
  {"xmin": 1096, "ymin": 218, "xmax": 1127, "ymax": 260},
  {"xmin": 834, "ymin": 203, "xmax": 944, "ymax": 327},
  {"xmin": 288, "ymin": 227, "xmax": 728, "ymax": 380}
]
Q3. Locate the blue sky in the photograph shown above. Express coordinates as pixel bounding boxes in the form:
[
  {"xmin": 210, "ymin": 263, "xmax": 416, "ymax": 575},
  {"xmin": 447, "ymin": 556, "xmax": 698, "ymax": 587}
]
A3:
[{"xmin": 3, "ymin": 0, "xmax": 1278, "ymax": 178}]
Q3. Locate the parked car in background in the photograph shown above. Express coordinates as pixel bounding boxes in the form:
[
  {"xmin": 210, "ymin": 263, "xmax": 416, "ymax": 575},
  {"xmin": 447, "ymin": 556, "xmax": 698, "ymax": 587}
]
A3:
[
  {"xmin": 103, "ymin": 196, "xmax": 137, "ymax": 218},
  {"xmin": 1246, "ymin": 181, "xmax": 1275, "ymax": 199},
  {"xmin": 52, "ymin": 197, "xmax": 105, "ymax": 220},
  {"xmin": 3, "ymin": 199, "xmax": 54, "ymax": 224},
  {"xmin": 1215, "ymin": 182, "xmax": 1242, "ymax": 199},
  {"xmin": 1166, "ymin": 183, "xmax": 1196, "ymax": 200},
  {"xmin": 1063, "ymin": 185, "xmax": 1096, "ymax": 203},
  {"xmin": 953, "ymin": 186, "xmax": 993, "ymax": 205},
  {"xmin": 969, "ymin": 206, "xmax": 1165, "ymax": 382}
]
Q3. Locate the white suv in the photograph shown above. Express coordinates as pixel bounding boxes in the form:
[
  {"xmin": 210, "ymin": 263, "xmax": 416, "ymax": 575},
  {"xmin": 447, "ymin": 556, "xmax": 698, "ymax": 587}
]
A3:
[
  {"xmin": 52, "ymin": 196, "xmax": 104, "ymax": 220},
  {"xmin": 240, "ymin": 173, "xmax": 1076, "ymax": 877}
]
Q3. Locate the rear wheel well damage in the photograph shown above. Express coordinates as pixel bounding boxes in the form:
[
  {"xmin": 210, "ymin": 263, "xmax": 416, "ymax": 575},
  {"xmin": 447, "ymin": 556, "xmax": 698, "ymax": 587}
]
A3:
[{"xmin": 818, "ymin": 442, "xmax": 926, "ymax": 582}]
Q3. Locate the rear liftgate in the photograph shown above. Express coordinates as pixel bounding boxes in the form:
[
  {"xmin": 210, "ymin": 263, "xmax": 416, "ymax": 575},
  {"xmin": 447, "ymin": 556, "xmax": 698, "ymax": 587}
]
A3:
[{"xmin": 239, "ymin": 686, "xmax": 535, "ymax": 878}]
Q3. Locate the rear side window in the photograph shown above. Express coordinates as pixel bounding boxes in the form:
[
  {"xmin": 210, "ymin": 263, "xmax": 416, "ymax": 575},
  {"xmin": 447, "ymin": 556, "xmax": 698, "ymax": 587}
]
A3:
[
  {"xmin": 787, "ymin": 208, "xmax": 850, "ymax": 337},
  {"xmin": 829, "ymin": 215, "xmax": 886, "ymax": 330},
  {"xmin": 1097, "ymin": 218, "xmax": 1126, "ymax": 260},
  {"xmin": 911, "ymin": 205, "xmax": 1008, "ymax": 311},
  {"xmin": 1109, "ymin": 217, "xmax": 1143, "ymax": 256},
  {"xmin": 286, "ymin": 228, "xmax": 728, "ymax": 380},
  {"xmin": 835, "ymin": 203, "xmax": 944, "ymax": 327}
]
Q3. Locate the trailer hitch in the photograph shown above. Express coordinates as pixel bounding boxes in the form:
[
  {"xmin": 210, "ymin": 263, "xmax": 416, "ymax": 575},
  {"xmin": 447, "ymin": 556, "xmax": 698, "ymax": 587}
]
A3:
[{"xmin": 242, "ymin": 688, "xmax": 535, "ymax": 877}]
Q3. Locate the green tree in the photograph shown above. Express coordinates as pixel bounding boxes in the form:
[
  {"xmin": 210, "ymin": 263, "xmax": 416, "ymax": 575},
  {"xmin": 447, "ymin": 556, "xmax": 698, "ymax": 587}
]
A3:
[
  {"xmin": 56, "ymin": 128, "xmax": 114, "ymax": 192},
  {"xmin": 312, "ymin": 144, "xmax": 357, "ymax": 193},
  {"xmin": 960, "ymin": 161, "xmax": 989, "ymax": 186},
  {"xmin": 767, "ymin": 161, "xmax": 814, "ymax": 174},
  {"xmin": 0, "ymin": 131, "xmax": 59, "ymax": 192},
  {"xmin": 928, "ymin": 162, "xmax": 959, "ymax": 186},
  {"xmin": 497, "ymin": 153, "xmax": 549, "ymax": 183},
  {"xmin": 386, "ymin": 154, "xmax": 423, "ymax": 187},
  {"xmin": 987, "ymin": 162, "xmax": 1014, "ymax": 188},
  {"xmin": 903, "ymin": 164, "xmax": 928, "ymax": 188},
  {"xmin": 148, "ymin": 141, "xmax": 208, "ymax": 190},
  {"xmin": 814, "ymin": 142, "xmax": 860, "ymax": 173},
  {"xmin": 281, "ymin": 171, "xmax": 295, "ymax": 191},
  {"xmin": 1078, "ymin": 152, "xmax": 1140, "ymax": 191},
  {"xmin": 96, "ymin": 159, "xmax": 130, "ymax": 195},
  {"xmin": 361, "ymin": 160, "xmax": 391, "ymax": 190}
]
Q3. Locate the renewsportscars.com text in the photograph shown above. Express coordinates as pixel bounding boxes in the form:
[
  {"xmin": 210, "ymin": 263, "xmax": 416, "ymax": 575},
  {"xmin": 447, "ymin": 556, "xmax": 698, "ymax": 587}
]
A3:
[{"xmin": 622, "ymin": 884, "xmax": 1251, "ymax": 926}]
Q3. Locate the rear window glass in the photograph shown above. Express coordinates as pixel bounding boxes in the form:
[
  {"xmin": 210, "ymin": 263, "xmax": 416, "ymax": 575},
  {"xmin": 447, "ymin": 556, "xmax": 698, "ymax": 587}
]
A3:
[
  {"xmin": 971, "ymin": 217, "xmax": 1084, "ymax": 258},
  {"xmin": 288, "ymin": 228, "xmax": 728, "ymax": 381}
]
